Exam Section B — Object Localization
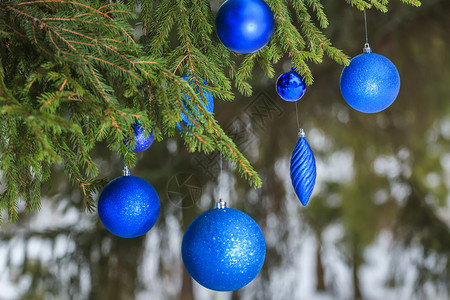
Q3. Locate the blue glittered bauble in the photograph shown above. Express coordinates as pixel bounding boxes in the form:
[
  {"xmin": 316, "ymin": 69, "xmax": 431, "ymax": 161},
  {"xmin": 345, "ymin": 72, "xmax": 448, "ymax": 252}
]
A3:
[
  {"xmin": 182, "ymin": 207, "xmax": 266, "ymax": 291},
  {"xmin": 177, "ymin": 75, "xmax": 214, "ymax": 130},
  {"xmin": 98, "ymin": 175, "xmax": 160, "ymax": 238},
  {"xmin": 276, "ymin": 68, "xmax": 306, "ymax": 101},
  {"xmin": 290, "ymin": 130, "xmax": 316, "ymax": 206},
  {"xmin": 215, "ymin": 0, "xmax": 275, "ymax": 54},
  {"xmin": 340, "ymin": 52, "xmax": 400, "ymax": 113},
  {"xmin": 124, "ymin": 122, "xmax": 154, "ymax": 152}
]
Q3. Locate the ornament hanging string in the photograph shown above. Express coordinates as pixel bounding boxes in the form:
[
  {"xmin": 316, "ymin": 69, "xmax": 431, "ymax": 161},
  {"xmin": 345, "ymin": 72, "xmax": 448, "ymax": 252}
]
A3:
[
  {"xmin": 217, "ymin": 152, "xmax": 227, "ymax": 208},
  {"xmin": 363, "ymin": 8, "xmax": 371, "ymax": 53},
  {"xmin": 123, "ymin": 149, "xmax": 130, "ymax": 176},
  {"xmin": 364, "ymin": 7, "xmax": 369, "ymax": 44},
  {"xmin": 295, "ymin": 101, "xmax": 301, "ymax": 131},
  {"xmin": 219, "ymin": 151, "xmax": 223, "ymax": 199},
  {"xmin": 220, "ymin": 152, "xmax": 223, "ymax": 180}
]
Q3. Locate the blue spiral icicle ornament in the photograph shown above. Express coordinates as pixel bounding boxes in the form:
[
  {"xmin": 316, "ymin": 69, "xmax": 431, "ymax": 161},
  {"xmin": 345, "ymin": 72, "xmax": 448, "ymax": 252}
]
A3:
[{"xmin": 290, "ymin": 129, "xmax": 316, "ymax": 206}]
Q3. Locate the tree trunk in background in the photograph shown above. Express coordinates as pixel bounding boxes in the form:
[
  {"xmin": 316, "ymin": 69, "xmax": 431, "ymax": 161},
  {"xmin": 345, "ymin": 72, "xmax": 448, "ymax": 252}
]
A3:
[
  {"xmin": 179, "ymin": 195, "xmax": 199, "ymax": 300},
  {"xmin": 88, "ymin": 235, "xmax": 144, "ymax": 300},
  {"xmin": 231, "ymin": 289, "xmax": 241, "ymax": 300},
  {"xmin": 315, "ymin": 243, "xmax": 326, "ymax": 291},
  {"xmin": 352, "ymin": 265, "xmax": 363, "ymax": 300},
  {"xmin": 180, "ymin": 267, "xmax": 194, "ymax": 300},
  {"xmin": 352, "ymin": 244, "xmax": 363, "ymax": 300}
]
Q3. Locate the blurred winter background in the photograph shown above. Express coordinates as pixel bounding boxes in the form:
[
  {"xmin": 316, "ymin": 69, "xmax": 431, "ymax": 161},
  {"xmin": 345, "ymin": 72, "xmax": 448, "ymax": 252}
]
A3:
[{"xmin": 1, "ymin": 0, "xmax": 450, "ymax": 299}]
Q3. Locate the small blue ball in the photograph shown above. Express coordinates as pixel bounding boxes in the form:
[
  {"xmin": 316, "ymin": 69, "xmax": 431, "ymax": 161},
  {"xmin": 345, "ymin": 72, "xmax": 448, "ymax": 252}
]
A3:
[
  {"xmin": 124, "ymin": 123, "xmax": 154, "ymax": 152},
  {"xmin": 98, "ymin": 175, "xmax": 160, "ymax": 238},
  {"xmin": 216, "ymin": 0, "xmax": 275, "ymax": 54},
  {"xmin": 340, "ymin": 52, "xmax": 400, "ymax": 113},
  {"xmin": 182, "ymin": 207, "xmax": 266, "ymax": 291},
  {"xmin": 177, "ymin": 75, "xmax": 214, "ymax": 130},
  {"xmin": 276, "ymin": 68, "xmax": 306, "ymax": 101}
]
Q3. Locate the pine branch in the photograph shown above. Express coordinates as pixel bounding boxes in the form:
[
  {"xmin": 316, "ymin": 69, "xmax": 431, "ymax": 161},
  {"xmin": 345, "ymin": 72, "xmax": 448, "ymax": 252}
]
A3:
[{"xmin": 0, "ymin": 0, "xmax": 421, "ymax": 222}]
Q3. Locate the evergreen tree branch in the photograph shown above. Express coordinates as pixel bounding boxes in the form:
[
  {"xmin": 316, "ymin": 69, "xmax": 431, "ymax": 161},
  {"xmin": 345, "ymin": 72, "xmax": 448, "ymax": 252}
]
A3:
[{"xmin": 0, "ymin": 0, "xmax": 421, "ymax": 222}]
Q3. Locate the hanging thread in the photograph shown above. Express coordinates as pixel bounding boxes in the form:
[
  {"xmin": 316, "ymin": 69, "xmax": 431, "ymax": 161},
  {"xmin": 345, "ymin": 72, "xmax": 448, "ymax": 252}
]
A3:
[
  {"xmin": 364, "ymin": 7, "xmax": 369, "ymax": 44},
  {"xmin": 123, "ymin": 149, "xmax": 130, "ymax": 176},
  {"xmin": 363, "ymin": 7, "xmax": 372, "ymax": 53},
  {"xmin": 295, "ymin": 101, "xmax": 301, "ymax": 131},
  {"xmin": 220, "ymin": 152, "xmax": 223, "ymax": 182},
  {"xmin": 216, "ymin": 152, "xmax": 227, "ymax": 208}
]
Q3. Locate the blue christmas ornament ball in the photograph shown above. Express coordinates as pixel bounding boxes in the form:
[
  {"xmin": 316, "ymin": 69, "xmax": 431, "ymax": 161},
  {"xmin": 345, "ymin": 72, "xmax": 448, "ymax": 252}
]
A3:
[
  {"xmin": 177, "ymin": 75, "xmax": 214, "ymax": 130},
  {"xmin": 340, "ymin": 52, "xmax": 400, "ymax": 113},
  {"xmin": 98, "ymin": 175, "xmax": 160, "ymax": 238},
  {"xmin": 276, "ymin": 68, "xmax": 306, "ymax": 101},
  {"xmin": 216, "ymin": 0, "xmax": 275, "ymax": 54},
  {"xmin": 182, "ymin": 206, "xmax": 266, "ymax": 291},
  {"xmin": 124, "ymin": 122, "xmax": 154, "ymax": 152}
]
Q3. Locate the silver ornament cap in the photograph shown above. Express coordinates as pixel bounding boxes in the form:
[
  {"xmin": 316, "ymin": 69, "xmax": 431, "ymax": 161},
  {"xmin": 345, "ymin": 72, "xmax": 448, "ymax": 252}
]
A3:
[
  {"xmin": 216, "ymin": 199, "xmax": 227, "ymax": 209},
  {"xmin": 363, "ymin": 43, "xmax": 372, "ymax": 53},
  {"xmin": 123, "ymin": 165, "xmax": 131, "ymax": 176}
]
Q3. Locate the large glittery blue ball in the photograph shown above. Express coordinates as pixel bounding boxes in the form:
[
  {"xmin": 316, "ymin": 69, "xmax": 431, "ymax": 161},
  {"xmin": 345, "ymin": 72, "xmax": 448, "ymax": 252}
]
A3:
[
  {"xmin": 276, "ymin": 68, "xmax": 306, "ymax": 101},
  {"xmin": 182, "ymin": 207, "xmax": 266, "ymax": 291},
  {"xmin": 124, "ymin": 123, "xmax": 154, "ymax": 152},
  {"xmin": 98, "ymin": 175, "xmax": 160, "ymax": 238},
  {"xmin": 177, "ymin": 75, "xmax": 214, "ymax": 130},
  {"xmin": 215, "ymin": 0, "xmax": 275, "ymax": 54},
  {"xmin": 340, "ymin": 52, "xmax": 400, "ymax": 113}
]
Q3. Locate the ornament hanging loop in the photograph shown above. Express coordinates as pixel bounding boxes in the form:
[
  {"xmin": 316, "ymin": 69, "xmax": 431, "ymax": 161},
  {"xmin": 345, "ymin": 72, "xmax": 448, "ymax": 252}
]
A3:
[
  {"xmin": 123, "ymin": 165, "xmax": 130, "ymax": 176},
  {"xmin": 363, "ymin": 43, "xmax": 372, "ymax": 53},
  {"xmin": 216, "ymin": 198, "xmax": 227, "ymax": 209},
  {"xmin": 298, "ymin": 128, "xmax": 305, "ymax": 138}
]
